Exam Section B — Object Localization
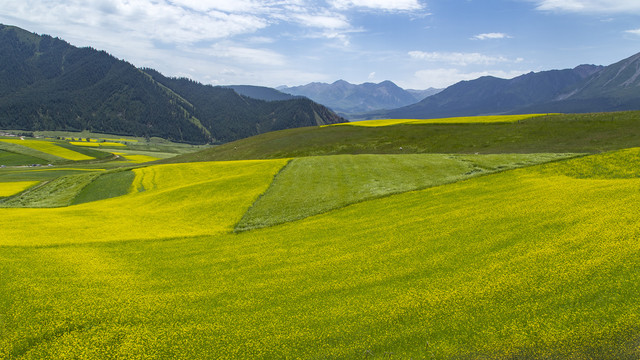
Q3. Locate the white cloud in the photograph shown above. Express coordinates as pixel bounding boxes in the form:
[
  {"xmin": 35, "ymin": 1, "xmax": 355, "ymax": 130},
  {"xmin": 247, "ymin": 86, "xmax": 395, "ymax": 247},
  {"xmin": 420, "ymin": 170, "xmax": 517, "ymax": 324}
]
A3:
[
  {"xmin": 215, "ymin": 46, "xmax": 286, "ymax": 66},
  {"xmin": 330, "ymin": 0, "xmax": 423, "ymax": 11},
  {"xmin": 532, "ymin": 0, "xmax": 640, "ymax": 14},
  {"xmin": 291, "ymin": 12, "xmax": 350, "ymax": 29},
  {"xmin": 168, "ymin": 0, "xmax": 268, "ymax": 13},
  {"xmin": 625, "ymin": 28, "xmax": 640, "ymax": 36},
  {"xmin": 472, "ymin": 32, "xmax": 512, "ymax": 40},
  {"xmin": 408, "ymin": 51, "xmax": 511, "ymax": 66},
  {"xmin": 1, "ymin": 0, "xmax": 270, "ymax": 44},
  {"xmin": 407, "ymin": 68, "xmax": 529, "ymax": 89}
]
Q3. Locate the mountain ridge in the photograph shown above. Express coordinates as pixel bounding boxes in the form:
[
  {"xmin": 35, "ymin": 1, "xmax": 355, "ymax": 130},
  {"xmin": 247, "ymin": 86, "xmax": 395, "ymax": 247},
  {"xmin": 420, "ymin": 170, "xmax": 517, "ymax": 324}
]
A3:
[
  {"xmin": 0, "ymin": 24, "xmax": 345, "ymax": 144},
  {"xmin": 368, "ymin": 52, "xmax": 640, "ymax": 119},
  {"xmin": 278, "ymin": 80, "xmax": 441, "ymax": 116},
  {"xmin": 371, "ymin": 64, "xmax": 604, "ymax": 119}
]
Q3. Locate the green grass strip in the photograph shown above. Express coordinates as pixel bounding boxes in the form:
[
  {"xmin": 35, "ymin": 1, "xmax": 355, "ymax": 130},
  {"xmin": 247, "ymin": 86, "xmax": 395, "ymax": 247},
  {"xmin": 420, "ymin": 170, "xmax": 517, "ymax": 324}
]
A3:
[
  {"xmin": 0, "ymin": 172, "xmax": 101, "ymax": 208},
  {"xmin": 71, "ymin": 170, "xmax": 136, "ymax": 205},
  {"xmin": 236, "ymin": 153, "xmax": 578, "ymax": 231},
  {"xmin": 0, "ymin": 150, "xmax": 49, "ymax": 166}
]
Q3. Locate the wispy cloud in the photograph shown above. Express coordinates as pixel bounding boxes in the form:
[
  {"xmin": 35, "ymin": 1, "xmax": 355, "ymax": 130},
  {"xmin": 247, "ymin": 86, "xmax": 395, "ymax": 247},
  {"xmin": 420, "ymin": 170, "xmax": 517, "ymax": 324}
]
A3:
[
  {"xmin": 329, "ymin": 0, "xmax": 424, "ymax": 11},
  {"xmin": 408, "ymin": 51, "xmax": 512, "ymax": 66},
  {"xmin": 472, "ymin": 32, "xmax": 512, "ymax": 40},
  {"xmin": 205, "ymin": 44, "xmax": 287, "ymax": 66},
  {"xmin": 532, "ymin": 0, "xmax": 640, "ymax": 14},
  {"xmin": 1, "ymin": 0, "xmax": 271, "ymax": 44},
  {"xmin": 625, "ymin": 28, "xmax": 640, "ymax": 36}
]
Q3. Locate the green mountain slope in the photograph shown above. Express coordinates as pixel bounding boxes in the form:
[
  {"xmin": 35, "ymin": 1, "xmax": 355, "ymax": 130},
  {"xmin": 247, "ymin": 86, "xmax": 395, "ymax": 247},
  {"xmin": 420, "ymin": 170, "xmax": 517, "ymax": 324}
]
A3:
[{"xmin": 0, "ymin": 24, "xmax": 345, "ymax": 144}]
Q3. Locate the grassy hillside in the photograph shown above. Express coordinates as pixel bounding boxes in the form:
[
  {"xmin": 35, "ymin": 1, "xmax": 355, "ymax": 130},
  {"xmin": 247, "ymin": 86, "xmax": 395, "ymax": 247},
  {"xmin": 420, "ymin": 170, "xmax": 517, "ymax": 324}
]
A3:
[
  {"xmin": 166, "ymin": 111, "xmax": 640, "ymax": 162},
  {"xmin": 1, "ymin": 149, "xmax": 640, "ymax": 358}
]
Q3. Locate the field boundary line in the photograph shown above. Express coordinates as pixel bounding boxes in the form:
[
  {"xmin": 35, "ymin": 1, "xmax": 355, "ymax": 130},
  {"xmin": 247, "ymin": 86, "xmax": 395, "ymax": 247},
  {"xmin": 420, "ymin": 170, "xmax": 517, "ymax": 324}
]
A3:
[{"xmin": 234, "ymin": 158, "xmax": 293, "ymax": 233}]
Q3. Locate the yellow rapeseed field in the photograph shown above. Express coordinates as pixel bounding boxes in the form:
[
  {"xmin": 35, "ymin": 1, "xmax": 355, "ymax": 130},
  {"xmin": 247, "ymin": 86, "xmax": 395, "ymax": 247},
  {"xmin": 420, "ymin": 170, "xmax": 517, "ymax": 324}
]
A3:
[
  {"xmin": 69, "ymin": 141, "xmax": 100, "ymax": 147},
  {"xmin": 0, "ymin": 139, "xmax": 95, "ymax": 161},
  {"xmin": 0, "ymin": 181, "xmax": 39, "ymax": 197},
  {"xmin": 335, "ymin": 114, "xmax": 553, "ymax": 127},
  {"xmin": 112, "ymin": 152, "xmax": 161, "ymax": 163},
  {"xmin": 2, "ymin": 150, "xmax": 640, "ymax": 358},
  {"xmin": 0, "ymin": 159, "xmax": 288, "ymax": 246},
  {"xmin": 100, "ymin": 142, "xmax": 127, "ymax": 147},
  {"xmin": 70, "ymin": 141, "xmax": 126, "ymax": 147}
]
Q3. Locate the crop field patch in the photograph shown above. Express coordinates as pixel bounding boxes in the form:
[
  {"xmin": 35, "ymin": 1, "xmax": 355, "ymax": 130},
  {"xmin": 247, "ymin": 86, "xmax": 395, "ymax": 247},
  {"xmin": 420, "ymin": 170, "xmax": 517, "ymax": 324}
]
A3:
[
  {"xmin": 0, "ymin": 149, "xmax": 48, "ymax": 166},
  {"xmin": 334, "ymin": 114, "xmax": 553, "ymax": 127},
  {"xmin": 0, "ymin": 181, "xmax": 39, "ymax": 197},
  {"xmin": 69, "ymin": 141, "xmax": 100, "ymax": 147},
  {"xmin": 113, "ymin": 152, "xmax": 161, "ymax": 163},
  {"xmin": 71, "ymin": 141, "xmax": 127, "ymax": 148},
  {"xmin": 72, "ymin": 171, "xmax": 136, "ymax": 205},
  {"xmin": 0, "ymin": 172, "xmax": 102, "ymax": 208},
  {"xmin": 0, "ymin": 139, "xmax": 95, "ymax": 161},
  {"xmin": 0, "ymin": 159, "xmax": 288, "ymax": 246}
]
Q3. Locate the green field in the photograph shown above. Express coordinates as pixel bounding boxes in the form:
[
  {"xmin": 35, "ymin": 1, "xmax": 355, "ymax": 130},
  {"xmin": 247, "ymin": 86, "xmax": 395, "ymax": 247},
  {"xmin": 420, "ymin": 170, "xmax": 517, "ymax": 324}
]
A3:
[
  {"xmin": 1, "ymin": 113, "xmax": 640, "ymax": 358},
  {"xmin": 0, "ymin": 139, "xmax": 96, "ymax": 161}
]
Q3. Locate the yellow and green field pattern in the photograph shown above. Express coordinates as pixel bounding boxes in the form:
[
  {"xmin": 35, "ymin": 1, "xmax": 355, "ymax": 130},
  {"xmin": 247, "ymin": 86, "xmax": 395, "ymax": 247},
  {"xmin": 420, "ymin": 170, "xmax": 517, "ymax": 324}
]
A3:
[
  {"xmin": 113, "ymin": 152, "xmax": 161, "ymax": 164},
  {"xmin": 337, "ymin": 113, "xmax": 554, "ymax": 127},
  {"xmin": 0, "ymin": 139, "xmax": 95, "ymax": 161},
  {"xmin": 0, "ymin": 159, "xmax": 288, "ymax": 246},
  {"xmin": 70, "ymin": 141, "xmax": 126, "ymax": 147},
  {"xmin": 1, "ymin": 149, "xmax": 640, "ymax": 358},
  {"xmin": 0, "ymin": 181, "xmax": 39, "ymax": 197}
]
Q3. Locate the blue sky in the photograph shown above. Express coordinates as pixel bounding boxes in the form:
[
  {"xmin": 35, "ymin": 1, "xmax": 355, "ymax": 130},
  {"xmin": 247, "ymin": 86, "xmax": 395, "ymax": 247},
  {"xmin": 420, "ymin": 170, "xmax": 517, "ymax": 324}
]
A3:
[{"xmin": 1, "ymin": 0, "xmax": 639, "ymax": 89}]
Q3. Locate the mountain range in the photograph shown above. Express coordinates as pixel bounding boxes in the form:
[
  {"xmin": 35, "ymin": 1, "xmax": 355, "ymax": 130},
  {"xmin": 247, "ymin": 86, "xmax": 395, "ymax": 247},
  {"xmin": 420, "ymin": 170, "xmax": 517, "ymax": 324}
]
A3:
[
  {"xmin": 370, "ymin": 52, "xmax": 640, "ymax": 119},
  {"xmin": 0, "ymin": 24, "xmax": 345, "ymax": 144},
  {"xmin": 278, "ymin": 80, "xmax": 441, "ymax": 116}
]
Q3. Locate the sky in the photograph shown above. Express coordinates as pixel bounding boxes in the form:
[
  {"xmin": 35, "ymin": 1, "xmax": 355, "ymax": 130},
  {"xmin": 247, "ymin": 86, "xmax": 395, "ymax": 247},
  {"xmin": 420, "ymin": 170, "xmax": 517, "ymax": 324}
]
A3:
[{"xmin": 1, "ymin": 0, "xmax": 640, "ymax": 89}]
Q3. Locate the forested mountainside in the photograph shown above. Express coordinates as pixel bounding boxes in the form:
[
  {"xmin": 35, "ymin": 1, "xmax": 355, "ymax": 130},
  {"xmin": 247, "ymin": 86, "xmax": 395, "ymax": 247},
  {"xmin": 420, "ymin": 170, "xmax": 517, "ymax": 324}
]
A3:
[{"xmin": 0, "ymin": 24, "xmax": 345, "ymax": 144}]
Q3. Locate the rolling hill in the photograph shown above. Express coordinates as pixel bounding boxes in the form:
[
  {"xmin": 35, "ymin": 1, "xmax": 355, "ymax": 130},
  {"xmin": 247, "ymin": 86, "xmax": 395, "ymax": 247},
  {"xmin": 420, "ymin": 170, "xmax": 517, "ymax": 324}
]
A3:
[
  {"xmin": 0, "ymin": 24, "xmax": 345, "ymax": 144},
  {"xmin": 165, "ymin": 111, "xmax": 640, "ymax": 162}
]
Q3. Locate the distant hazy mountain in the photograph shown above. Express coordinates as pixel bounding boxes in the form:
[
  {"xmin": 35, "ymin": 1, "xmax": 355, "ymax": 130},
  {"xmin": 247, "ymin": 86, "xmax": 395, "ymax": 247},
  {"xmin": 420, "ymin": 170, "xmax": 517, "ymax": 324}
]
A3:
[
  {"xmin": 279, "ymin": 80, "xmax": 438, "ymax": 115},
  {"xmin": 406, "ymin": 88, "xmax": 442, "ymax": 102},
  {"xmin": 222, "ymin": 85, "xmax": 301, "ymax": 102},
  {"xmin": 374, "ymin": 65, "xmax": 604, "ymax": 119},
  {"xmin": 519, "ymin": 53, "xmax": 640, "ymax": 113},
  {"xmin": 0, "ymin": 24, "xmax": 345, "ymax": 144}
]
